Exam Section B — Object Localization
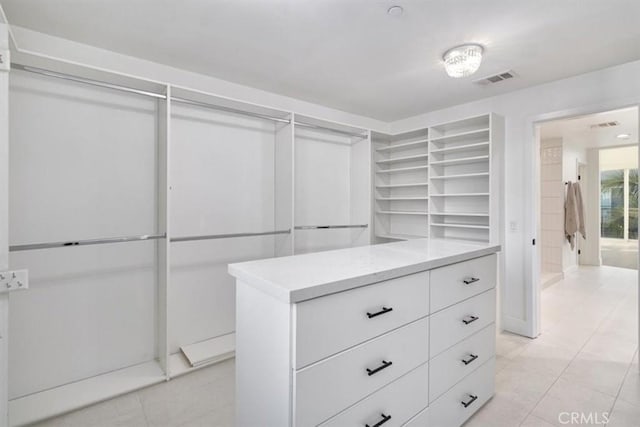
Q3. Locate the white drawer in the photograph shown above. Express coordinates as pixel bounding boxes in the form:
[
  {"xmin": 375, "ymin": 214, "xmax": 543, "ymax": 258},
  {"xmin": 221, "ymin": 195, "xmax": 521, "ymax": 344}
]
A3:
[
  {"xmin": 295, "ymin": 271, "xmax": 429, "ymax": 368},
  {"xmin": 430, "ymin": 254, "xmax": 496, "ymax": 313},
  {"xmin": 403, "ymin": 406, "xmax": 429, "ymax": 426},
  {"xmin": 429, "ymin": 289, "xmax": 495, "ymax": 357},
  {"xmin": 294, "ymin": 317, "xmax": 429, "ymax": 427},
  {"xmin": 429, "ymin": 323, "xmax": 496, "ymax": 402},
  {"xmin": 320, "ymin": 363, "xmax": 429, "ymax": 427},
  {"xmin": 428, "ymin": 358, "xmax": 495, "ymax": 427}
]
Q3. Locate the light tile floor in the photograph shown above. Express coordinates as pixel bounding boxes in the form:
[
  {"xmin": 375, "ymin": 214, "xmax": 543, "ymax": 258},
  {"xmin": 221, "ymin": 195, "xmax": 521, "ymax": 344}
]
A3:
[{"xmin": 33, "ymin": 266, "xmax": 638, "ymax": 427}]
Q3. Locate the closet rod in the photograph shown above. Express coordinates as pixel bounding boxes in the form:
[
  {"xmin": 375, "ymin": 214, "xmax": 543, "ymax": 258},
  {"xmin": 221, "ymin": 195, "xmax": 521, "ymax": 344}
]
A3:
[
  {"xmin": 172, "ymin": 97, "xmax": 291, "ymax": 123},
  {"xmin": 13, "ymin": 64, "xmax": 167, "ymax": 99},
  {"xmin": 294, "ymin": 224, "xmax": 368, "ymax": 230},
  {"xmin": 294, "ymin": 122, "xmax": 368, "ymax": 138},
  {"xmin": 171, "ymin": 229, "xmax": 291, "ymax": 243},
  {"xmin": 9, "ymin": 233, "xmax": 166, "ymax": 252}
]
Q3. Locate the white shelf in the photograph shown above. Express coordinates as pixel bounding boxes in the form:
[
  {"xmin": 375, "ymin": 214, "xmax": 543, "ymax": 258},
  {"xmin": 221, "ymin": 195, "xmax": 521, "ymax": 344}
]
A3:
[
  {"xmin": 376, "ymin": 196, "xmax": 428, "ymax": 201},
  {"xmin": 430, "ymin": 155, "xmax": 489, "ymax": 166},
  {"xmin": 376, "ymin": 182, "xmax": 429, "ymax": 188},
  {"xmin": 430, "ymin": 172, "xmax": 489, "ymax": 180},
  {"xmin": 430, "ymin": 141, "xmax": 489, "ymax": 154},
  {"xmin": 431, "ymin": 223, "xmax": 490, "ymax": 230},
  {"xmin": 430, "ymin": 127, "xmax": 490, "ymax": 142},
  {"xmin": 430, "ymin": 193, "xmax": 489, "ymax": 197},
  {"xmin": 376, "ymin": 139, "xmax": 428, "ymax": 152},
  {"xmin": 376, "ymin": 233, "xmax": 427, "ymax": 241},
  {"xmin": 377, "ymin": 210, "xmax": 429, "ymax": 215},
  {"xmin": 9, "ymin": 361, "xmax": 166, "ymax": 426},
  {"xmin": 376, "ymin": 153, "xmax": 429, "ymax": 164},
  {"xmin": 431, "ymin": 212, "xmax": 489, "ymax": 217},
  {"xmin": 377, "ymin": 165, "xmax": 428, "ymax": 174}
]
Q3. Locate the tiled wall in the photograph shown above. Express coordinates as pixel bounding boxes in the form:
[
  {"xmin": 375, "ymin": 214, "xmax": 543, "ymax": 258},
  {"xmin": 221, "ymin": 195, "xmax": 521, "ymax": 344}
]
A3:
[{"xmin": 540, "ymin": 138, "xmax": 564, "ymax": 275}]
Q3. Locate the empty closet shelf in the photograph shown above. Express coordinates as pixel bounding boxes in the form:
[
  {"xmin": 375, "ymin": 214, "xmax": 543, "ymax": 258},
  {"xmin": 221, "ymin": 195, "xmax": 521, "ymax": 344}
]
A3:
[
  {"xmin": 430, "ymin": 141, "xmax": 489, "ymax": 153},
  {"xmin": 431, "ymin": 212, "xmax": 489, "ymax": 217},
  {"xmin": 376, "ymin": 197, "xmax": 428, "ymax": 201},
  {"xmin": 377, "ymin": 165, "xmax": 428, "ymax": 174},
  {"xmin": 429, "ymin": 127, "xmax": 490, "ymax": 142},
  {"xmin": 9, "ymin": 233, "xmax": 166, "ymax": 252},
  {"xmin": 431, "ymin": 223, "xmax": 490, "ymax": 229},
  {"xmin": 376, "ymin": 210, "xmax": 428, "ymax": 215},
  {"xmin": 171, "ymin": 229, "xmax": 290, "ymax": 242},
  {"xmin": 430, "ymin": 193, "xmax": 489, "ymax": 197},
  {"xmin": 294, "ymin": 224, "xmax": 368, "ymax": 230},
  {"xmin": 429, "ymin": 155, "xmax": 489, "ymax": 166},
  {"xmin": 430, "ymin": 172, "xmax": 489, "ymax": 180},
  {"xmin": 376, "ymin": 139, "xmax": 428, "ymax": 152},
  {"xmin": 376, "ymin": 182, "xmax": 428, "ymax": 188},
  {"xmin": 376, "ymin": 153, "xmax": 428, "ymax": 164},
  {"xmin": 376, "ymin": 233, "xmax": 427, "ymax": 240}
]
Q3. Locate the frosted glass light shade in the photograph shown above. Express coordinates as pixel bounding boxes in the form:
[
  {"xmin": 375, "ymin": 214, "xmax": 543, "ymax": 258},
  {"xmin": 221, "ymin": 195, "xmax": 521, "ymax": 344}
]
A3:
[{"xmin": 443, "ymin": 44, "xmax": 484, "ymax": 78}]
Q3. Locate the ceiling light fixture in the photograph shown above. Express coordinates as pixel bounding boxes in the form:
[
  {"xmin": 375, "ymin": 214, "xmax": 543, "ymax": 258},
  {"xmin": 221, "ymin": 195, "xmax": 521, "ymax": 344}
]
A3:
[
  {"xmin": 617, "ymin": 133, "xmax": 630, "ymax": 139},
  {"xmin": 443, "ymin": 44, "xmax": 484, "ymax": 78}
]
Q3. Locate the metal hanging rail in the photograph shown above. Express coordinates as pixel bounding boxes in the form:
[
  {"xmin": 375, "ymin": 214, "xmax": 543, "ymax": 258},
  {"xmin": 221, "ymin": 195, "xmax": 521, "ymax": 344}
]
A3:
[
  {"xmin": 294, "ymin": 224, "xmax": 368, "ymax": 230},
  {"xmin": 171, "ymin": 229, "xmax": 291, "ymax": 243},
  {"xmin": 9, "ymin": 233, "xmax": 166, "ymax": 252},
  {"xmin": 13, "ymin": 64, "xmax": 167, "ymax": 99},
  {"xmin": 294, "ymin": 121, "xmax": 368, "ymax": 139},
  {"xmin": 172, "ymin": 97, "xmax": 291, "ymax": 124}
]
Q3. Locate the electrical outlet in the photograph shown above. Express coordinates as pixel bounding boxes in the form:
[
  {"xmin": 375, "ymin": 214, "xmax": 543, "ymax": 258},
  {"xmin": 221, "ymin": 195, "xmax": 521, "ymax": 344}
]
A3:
[
  {"xmin": 0, "ymin": 49, "xmax": 9, "ymax": 72},
  {"xmin": 0, "ymin": 269, "xmax": 29, "ymax": 294}
]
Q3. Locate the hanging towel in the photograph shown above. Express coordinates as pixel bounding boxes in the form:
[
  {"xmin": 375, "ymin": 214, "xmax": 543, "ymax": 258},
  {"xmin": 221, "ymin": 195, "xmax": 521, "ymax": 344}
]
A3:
[
  {"xmin": 565, "ymin": 181, "xmax": 578, "ymax": 249},
  {"xmin": 574, "ymin": 181, "xmax": 586, "ymax": 240}
]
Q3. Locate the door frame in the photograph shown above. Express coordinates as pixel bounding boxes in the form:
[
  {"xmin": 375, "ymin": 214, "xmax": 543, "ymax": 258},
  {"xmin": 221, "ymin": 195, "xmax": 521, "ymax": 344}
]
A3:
[{"xmin": 525, "ymin": 102, "xmax": 640, "ymax": 339}]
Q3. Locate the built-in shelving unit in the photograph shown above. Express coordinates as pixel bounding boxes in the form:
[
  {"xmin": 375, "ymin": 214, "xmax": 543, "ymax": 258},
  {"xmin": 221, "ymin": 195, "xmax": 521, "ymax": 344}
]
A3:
[
  {"xmin": 371, "ymin": 113, "xmax": 503, "ymax": 243},
  {"xmin": 373, "ymin": 129, "xmax": 429, "ymax": 242}
]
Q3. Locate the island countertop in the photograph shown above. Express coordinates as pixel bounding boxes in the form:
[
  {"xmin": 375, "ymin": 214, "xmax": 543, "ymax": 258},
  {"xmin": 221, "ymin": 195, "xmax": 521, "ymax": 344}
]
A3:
[{"xmin": 228, "ymin": 238, "xmax": 501, "ymax": 303}]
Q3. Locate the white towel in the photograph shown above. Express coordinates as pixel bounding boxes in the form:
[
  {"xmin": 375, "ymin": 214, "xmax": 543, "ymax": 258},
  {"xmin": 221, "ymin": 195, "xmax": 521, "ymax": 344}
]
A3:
[{"xmin": 565, "ymin": 181, "xmax": 586, "ymax": 250}]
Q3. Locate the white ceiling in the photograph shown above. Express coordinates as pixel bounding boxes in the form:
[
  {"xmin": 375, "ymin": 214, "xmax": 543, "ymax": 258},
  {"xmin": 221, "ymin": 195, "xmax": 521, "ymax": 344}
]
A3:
[
  {"xmin": 540, "ymin": 107, "xmax": 639, "ymax": 149},
  {"xmin": 2, "ymin": 0, "xmax": 640, "ymax": 121}
]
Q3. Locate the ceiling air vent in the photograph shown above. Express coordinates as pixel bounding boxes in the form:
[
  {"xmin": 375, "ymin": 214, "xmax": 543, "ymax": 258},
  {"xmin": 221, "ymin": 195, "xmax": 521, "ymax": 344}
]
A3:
[
  {"xmin": 473, "ymin": 70, "xmax": 516, "ymax": 85},
  {"xmin": 589, "ymin": 121, "xmax": 619, "ymax": 129}
]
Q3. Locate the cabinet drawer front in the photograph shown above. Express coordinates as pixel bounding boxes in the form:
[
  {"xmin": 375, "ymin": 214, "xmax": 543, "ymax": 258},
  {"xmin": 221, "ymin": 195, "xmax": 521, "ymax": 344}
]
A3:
[
  {"xmin": 429, "ymin": 323, "xmax": 495, "ymax": 402},
  {"xmin": 294, "ymin": 318, "xmax": 429, "ymax": 427},
  {"xmin": 295, "ymin": 271, "xmax": 429, "ymax": 368},
  {"xmin": 429, "ymin": 289, "xmax": 495, "ymax": 357},
  {"xmin": 428, "ymin": 358, "xmax": 495, "ymax": 427},
  {"xmin": 320, "ymin": 363, "xmax": 429, "ymax": 427},
  {"xmin": 430, "ymin": 254, "xmax": 496, "ymax": 313},
  {"xmin": 403, "ymin": 406, "xmax": 429, "ymax": 426}
]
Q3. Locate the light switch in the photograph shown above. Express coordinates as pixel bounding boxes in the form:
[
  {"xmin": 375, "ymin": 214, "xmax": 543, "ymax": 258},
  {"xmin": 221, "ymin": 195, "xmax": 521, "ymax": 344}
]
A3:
[{"xmin": 0, "ymin": 269, "xmax": 29, "ymax": 294}]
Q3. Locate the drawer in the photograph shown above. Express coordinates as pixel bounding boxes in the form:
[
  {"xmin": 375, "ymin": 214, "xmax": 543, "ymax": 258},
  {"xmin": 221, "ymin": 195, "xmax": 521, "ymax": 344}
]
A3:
[
  {"xmin": 294, "ymin": 317, "xmax": 429, "ymax": 427},
  {"xmin": 294, "ymin": 271, "xmax": 429, "ymax": 368},
  {"xmin": 403, "ymin": 406, "xmax": 429, "ymax": 426},
  {"xmin": 320, "ymin": 363, "xmax": 429, "ymax": 427},
  {"xmin": 428, "ymin": 358, "xmax": 495, "ymax": 427},
  {"xmin": 430, "ymin": 254, "xmax": 496, "ymax": 313},
  {"xmin": 429, "ymin": 289, "xmax": 495, "ymax": 357},
  {"xmin": 429, "ymin": 323, "xmax": 496, "ymax": 402}
]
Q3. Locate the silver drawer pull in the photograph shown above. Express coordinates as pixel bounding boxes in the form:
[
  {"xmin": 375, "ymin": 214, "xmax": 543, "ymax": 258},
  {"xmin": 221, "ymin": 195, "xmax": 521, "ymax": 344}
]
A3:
[
  {"xmin": 461, "ymin": 353, "xmax": 479, "ymax": 365},
  {"xmin": 463, "ymin": 277, "xmax": 480, "ymax": 285},
  {"xmin": 461, "ymin": 394, "xmax": 478, "ymax": 408},
  {"xmin": 462, "ymin": 315, "xmax": 479, "ymax": 325},
  {"xmin": 365, "ymin": 413, "xmax": 391, "ymax": 427}
]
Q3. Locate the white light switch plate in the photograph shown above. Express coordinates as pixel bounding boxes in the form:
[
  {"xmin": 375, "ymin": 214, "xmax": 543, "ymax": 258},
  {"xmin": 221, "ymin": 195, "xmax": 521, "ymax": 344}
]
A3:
[
  {"xmin": 0, "ymin": 269, "xmax": 28, "ymax": 294},
  {"xmin": 0, "ymin": 49, "xmax": 9, "ymax": 71}
]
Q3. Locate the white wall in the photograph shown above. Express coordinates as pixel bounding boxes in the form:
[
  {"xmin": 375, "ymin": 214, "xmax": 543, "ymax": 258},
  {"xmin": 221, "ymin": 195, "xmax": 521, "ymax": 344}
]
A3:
[
  {"xmin": 391, "ymin": 59, "xmax": 640, "ymax": 336},
  {"xmin": 0, "ymin": 21, "xmax": 9, "ymax": 427},
  {"xmin": 539, "ymin": 138, "xmax": 563, "ymax": 278}
]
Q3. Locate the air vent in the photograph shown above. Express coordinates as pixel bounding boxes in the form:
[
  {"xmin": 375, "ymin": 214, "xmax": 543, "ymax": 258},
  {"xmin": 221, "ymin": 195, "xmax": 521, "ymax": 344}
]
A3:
[
  {"xmin": 590, "ymin": 121, "xmax": 620, "ymax": 129},
  {"xmin": 473, "ymin": 70, "xmax": 516, "ymax": 85}
]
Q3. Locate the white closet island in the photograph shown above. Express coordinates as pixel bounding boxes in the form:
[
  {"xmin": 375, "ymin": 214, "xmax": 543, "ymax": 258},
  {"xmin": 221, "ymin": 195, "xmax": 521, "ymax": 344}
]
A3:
[{"xmin": 230, "ymin": 238, "xmax": 500, "ymax": 427}]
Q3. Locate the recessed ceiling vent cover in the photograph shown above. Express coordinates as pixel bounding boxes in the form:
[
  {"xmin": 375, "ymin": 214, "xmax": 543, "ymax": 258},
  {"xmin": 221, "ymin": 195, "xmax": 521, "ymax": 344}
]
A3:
[
  {"xmin": 473, "ymin": 70, "xmax": 516, "ymax": 85},
  {"xmin": 590, "ymin": 121, "xmax": 620, "ymax": 129}
]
